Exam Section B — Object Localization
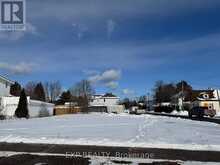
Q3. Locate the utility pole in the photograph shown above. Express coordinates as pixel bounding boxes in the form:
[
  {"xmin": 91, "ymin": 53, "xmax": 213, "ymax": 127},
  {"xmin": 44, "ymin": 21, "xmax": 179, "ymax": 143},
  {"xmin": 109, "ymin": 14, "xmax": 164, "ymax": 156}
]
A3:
[
  {"xmin": 216, "ymin": 89, "xmax": 220, "ymax": 110},
  {"xmin": 181, "ymin": 80, "xmax": 184, "ymax": 111},
  {"xmin": 147, "ymin": 92, "xmax": 150, "ymax": 111}
]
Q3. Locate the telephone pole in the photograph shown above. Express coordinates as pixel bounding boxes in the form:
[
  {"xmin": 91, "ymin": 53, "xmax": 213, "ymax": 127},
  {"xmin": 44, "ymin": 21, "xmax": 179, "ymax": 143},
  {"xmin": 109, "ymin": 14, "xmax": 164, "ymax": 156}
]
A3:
[{"xmin": 181, "ymin": 80, "xmax": 184, "ymax": 111}]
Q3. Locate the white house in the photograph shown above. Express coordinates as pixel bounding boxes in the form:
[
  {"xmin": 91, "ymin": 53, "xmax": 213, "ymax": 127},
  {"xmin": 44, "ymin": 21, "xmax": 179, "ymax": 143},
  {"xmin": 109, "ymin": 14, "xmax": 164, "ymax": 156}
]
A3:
[
  {"xmin": 0, "ymin": 75, "xmax": 14, "ymax": 96},
  {"xmin": 89, "ymin": 94, "xmax": 124, "ymax": 113},
  {"xmin": 0, "ymin": 75, "xmax": 54, "ymax": 118},
  {"xmin": 89, "ymin": 94, "xmax": 120, "ymax": 106}
]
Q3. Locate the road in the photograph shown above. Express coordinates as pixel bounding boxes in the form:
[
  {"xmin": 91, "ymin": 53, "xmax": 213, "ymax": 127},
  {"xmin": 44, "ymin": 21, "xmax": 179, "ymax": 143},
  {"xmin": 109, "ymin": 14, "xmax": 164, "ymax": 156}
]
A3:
[
  {"xmin": 0, "ymin": 154, "xmax": 182, "ymax": 165},
  {"xmin": 0, "ymin": 142, "xmax": 220, "ymax": 162}
]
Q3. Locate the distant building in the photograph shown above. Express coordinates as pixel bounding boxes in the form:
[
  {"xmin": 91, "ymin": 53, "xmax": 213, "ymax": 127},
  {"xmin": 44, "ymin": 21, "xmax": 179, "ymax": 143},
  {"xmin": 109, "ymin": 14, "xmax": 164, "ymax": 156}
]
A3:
[
  {"xmin": 89, "ymin": 93, "xmax": 124, "ymax": 113},
  {"xmin": 0, "ymin": 75, "xmax": 14, "ymax": 96},
  {"xmin": 89, "ymin": 94, "xmax": 120, "ymax": 106},
  {"xmin": 173, "ymin": 89, "xmax": 220, "ymax": 113},
  {"xmin": 191, "ymin": 89, "xmax": 220, "ymax": 113}
]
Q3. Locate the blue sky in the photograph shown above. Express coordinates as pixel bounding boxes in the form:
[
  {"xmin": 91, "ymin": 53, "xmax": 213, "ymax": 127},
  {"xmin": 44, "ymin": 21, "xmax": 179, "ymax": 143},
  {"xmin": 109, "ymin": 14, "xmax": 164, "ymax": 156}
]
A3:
[{"xmin": 1, "ymin": 0, "xmax": 220, "ymax": 98}]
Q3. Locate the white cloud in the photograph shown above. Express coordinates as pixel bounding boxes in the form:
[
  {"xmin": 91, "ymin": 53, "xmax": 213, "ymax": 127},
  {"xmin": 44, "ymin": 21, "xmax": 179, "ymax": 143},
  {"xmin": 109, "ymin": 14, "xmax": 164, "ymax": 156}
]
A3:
[
  {"xmin": 0, "ymin": 23, "xmax": 38, "ymax": 41},
  {"xmin": 88, "ymin": 69, "xmax": 121, "ymax": 89},
  {"xmin": 0, "ymin": 62, "xmax": 36, "ymax": 75},
  {"xmin": 122, "ymin": 88, "xmax": 135, "ymax": 95},
  {"xmin": 89, "ymin": 69, "xmax": 121, "ymax": 83},
  {"xmin": 26, "ymin": 23, "xmax": 38, "ymax": 35},
  {"xmin": 107, "ymin": 19, "xmax": 116, "ymax": 38},
  {"xmin": 105, "ymin": 81, "xmax": 118, "ymax": 89},
  {"xmin": 82, "ymin": 69, "xmax": 99, "ymax": 76},
  {"xmin": 72, "ymin": 23, "xmax": 88, "ymax": 40}
]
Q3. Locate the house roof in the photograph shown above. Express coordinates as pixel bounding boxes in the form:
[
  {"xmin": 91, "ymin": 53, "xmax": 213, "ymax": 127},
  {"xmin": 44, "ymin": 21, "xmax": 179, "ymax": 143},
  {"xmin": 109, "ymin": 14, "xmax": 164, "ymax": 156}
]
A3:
[
  {"xmin": 191, "ymin": 90, "xmax": 214, "ymax": 101},
  {"xmin": 92, "ymin": 93, "xmax": 119, "ymax": 99},
  {"xmin": 0, "ymin": 75, "xmax": 14, "ymax": 85},
  {"xmin": 103, "ymin": 93, "xmax": 117, "ymax": 97}
]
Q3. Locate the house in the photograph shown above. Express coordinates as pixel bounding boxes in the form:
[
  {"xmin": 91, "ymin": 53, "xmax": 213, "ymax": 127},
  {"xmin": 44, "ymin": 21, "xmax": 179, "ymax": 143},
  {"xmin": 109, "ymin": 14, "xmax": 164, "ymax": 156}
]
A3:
[
  {"xmin": 173, "ymin": 89, "xmax": 220, "ymax": 113},
  {"xmin": 0, "ymin": 75, "xmax": 14, "ymax": 96},
  {"xmin": 0, "ymin": 75, "xmax": 54, "ymax": 118},
  {"xmin": 191, "ymin": 89, "xmax": 220, "ymax": 113},
  {"xmin": 89, "ymin": 93, "xmax": 124, "ymax": 113},
  {"xmin": 190, "ymin": 90, "xmax": 215, "ymax": 101},
  {"xmin": 89, "ymin": 93, "xmax": 120, "ymax": 106}
]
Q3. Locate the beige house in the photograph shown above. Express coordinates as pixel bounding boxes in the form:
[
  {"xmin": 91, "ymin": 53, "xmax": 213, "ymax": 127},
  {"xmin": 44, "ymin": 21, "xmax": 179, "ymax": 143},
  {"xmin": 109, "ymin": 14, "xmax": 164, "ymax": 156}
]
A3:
[{"xmin": 191, "ymin": 90, "xmax": 220, "ymax": 113}]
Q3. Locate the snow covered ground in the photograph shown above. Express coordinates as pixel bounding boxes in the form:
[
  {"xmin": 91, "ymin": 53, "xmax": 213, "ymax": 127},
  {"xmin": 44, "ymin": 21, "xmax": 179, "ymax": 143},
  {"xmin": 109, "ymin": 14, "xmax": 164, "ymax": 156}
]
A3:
[
  {"xmin": 0, "ymin": 113, "xmax": 220, "ymax": 151},
  {"xmin": 171, "ymin": 110, "xmax": 188, "ymax": 116},
  {"xmin": 216, "ymin": 112, "xmax": 220, "ymax": 117}
]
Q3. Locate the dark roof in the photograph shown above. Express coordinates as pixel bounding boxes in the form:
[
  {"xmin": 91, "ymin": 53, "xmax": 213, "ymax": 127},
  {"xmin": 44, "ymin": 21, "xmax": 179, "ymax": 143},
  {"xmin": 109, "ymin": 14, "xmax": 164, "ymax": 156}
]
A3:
[
  {"xmin": 103, "ymin": 93, "xmax": 117, "ymax": 97},
  {"xmin": 191, "ymin": 90, "xmax": 214, "ymax": 101}
]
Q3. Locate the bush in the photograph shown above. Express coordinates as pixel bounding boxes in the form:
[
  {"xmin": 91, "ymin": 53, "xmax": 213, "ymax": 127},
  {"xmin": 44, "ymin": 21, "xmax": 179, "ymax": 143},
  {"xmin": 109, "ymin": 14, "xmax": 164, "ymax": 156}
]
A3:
[
  {"xmin": 15, "ymin": 89, "xmax": 29, "ymax": 118},
  {"xmin": 39, "ymin": 104, "xmax": 50, "ymax": 117},
  {"xmin": 0, "ymin": 115, "xmax": 5, "ymax": 120},
  {"xmin": 154, "ymin": 106, "xmax": 174, "ymax": 113}
]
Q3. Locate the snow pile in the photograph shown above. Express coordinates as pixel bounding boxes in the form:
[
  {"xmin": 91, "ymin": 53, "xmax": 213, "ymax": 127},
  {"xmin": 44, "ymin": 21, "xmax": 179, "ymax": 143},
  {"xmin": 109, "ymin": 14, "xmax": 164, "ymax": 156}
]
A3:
[
  {"xmin": 0, "ymin": 113, "xmax": 220, "ymax": 151},
  {"xmin": 171, "ymin": 110, "xmax": 188, "ymax": 116},
  {"xmin": 215, "ymin": 112, "xmax": 220, "ymax": 117}
]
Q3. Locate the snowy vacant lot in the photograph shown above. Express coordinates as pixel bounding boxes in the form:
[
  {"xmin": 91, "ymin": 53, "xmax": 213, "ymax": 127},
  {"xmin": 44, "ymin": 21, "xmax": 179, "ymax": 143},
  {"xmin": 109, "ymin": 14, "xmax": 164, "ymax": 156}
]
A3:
[{"xmin": 0, "ymin": 113, "xmax": 220, "ymax": 151}]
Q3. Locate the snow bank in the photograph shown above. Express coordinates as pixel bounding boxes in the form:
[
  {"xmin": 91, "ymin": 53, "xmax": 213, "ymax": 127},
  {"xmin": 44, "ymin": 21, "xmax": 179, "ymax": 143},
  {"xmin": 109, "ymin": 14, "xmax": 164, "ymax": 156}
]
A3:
[
  {"xmin": 171, "ymin": 110, "xmax": 188, "ymax": 116},
  {"xmin": 0, "ymin": 113, "xmax": 220, "ymax": 151},
  {"xmin": 215, "ymin": 112, "xmax": 220, "ymax": 117}
]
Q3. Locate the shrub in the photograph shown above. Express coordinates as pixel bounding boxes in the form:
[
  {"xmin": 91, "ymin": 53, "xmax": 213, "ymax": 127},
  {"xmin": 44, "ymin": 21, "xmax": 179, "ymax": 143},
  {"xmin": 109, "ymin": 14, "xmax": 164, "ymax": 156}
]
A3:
[
  {"xmin": 39, "ymin": 104, "xmax": 50, "ymax": 117},
  {"xmin": 15, "ymin": 89, "xmax": 29, "ymax": 118},
  {"xmin": 0, "ymin": 115, "xmax": 5, "ymax": 120}
]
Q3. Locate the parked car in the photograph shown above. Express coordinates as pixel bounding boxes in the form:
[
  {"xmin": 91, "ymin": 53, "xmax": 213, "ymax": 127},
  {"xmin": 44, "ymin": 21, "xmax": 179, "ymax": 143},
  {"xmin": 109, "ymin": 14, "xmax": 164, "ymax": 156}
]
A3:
[
  {"xmin": 188, "ymin": 107, "xmax": 204, "ymax": 118},
  {"xmin": 129, "ymin": 106, "xmax": 146, "ymax": 115},
  {"xmin": 188, "ymin": 106, "xmax": 216, "ymax": 118},
  {"xmin": 154, "ymin": 105, "xmax": 174, "ymax": 113},
  {"xmin": 135, "ymin": 109, "xmax": 146, "ymax": 115}
]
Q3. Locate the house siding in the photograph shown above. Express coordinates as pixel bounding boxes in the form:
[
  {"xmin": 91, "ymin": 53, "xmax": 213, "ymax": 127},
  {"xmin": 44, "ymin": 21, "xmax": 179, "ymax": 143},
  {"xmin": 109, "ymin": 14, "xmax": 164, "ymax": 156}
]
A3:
[
  {"xmin": 89, "ymin": 96, "xmax": 119, "ymax": 106},
  {"xmin": 0, "ymin": 81, "xmax": 10, "ymax": 97}
]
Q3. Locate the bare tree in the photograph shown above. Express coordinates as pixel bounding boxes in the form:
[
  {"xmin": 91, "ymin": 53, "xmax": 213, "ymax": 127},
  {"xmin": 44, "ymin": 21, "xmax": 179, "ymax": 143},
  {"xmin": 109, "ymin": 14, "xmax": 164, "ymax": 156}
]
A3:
[
  {"xmin": 70, "ymin": 80, "xmax": 95, "ymax": 108},
  {"xmin": 49, "ymin": 81, "xmax": 62, "ymax": 102},
  {"xmin": 43, "ymin": 81, "xmax": 50, "ymax": 102},
  {"xmin": 44, "ymin": 81, "xmax": 62, "ymax": 103},
  {"xmin": 25, "ymin": 81, "xmax": 37, "ymax": 98},
  {"xmin": 70, "ymin": 79, "xmax": 95, "ymax": 98}
]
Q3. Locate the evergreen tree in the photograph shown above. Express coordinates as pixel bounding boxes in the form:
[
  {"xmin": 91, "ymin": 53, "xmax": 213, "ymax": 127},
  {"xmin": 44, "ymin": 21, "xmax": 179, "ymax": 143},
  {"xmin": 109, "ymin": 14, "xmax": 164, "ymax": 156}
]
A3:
[
  {"xmin": 56, "ymin": 90, "xmax": 73, "ymax": 105},
  {"xmin": 15, "ymin": 89, "xmax": 29, "ymax": 118},
  {"xmin": 33, "ymin": 83, "xmax": 46, "ymax": 101},
  {"xmin": 10, "ymin": 82, "xmax": 22, "ymax": 96}
]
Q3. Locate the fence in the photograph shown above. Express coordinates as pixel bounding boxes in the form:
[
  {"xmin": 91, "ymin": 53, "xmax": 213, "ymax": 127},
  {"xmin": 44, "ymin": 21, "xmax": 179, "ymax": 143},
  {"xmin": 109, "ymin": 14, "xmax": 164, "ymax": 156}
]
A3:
[{"xmin": 54, "ymin": 106, "xmax": 81, "ymax": 115}]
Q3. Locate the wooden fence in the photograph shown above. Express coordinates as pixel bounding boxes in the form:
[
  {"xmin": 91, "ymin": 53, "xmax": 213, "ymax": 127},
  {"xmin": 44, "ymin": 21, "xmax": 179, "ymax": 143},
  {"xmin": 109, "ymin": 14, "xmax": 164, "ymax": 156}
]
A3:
[{"xmin": 54, "ymin": 106, "xmax": 81, "ymax": 115}]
